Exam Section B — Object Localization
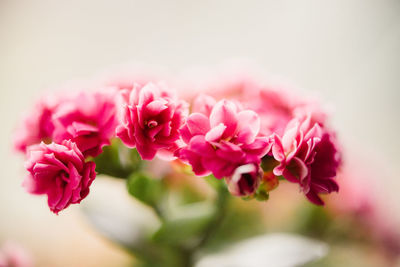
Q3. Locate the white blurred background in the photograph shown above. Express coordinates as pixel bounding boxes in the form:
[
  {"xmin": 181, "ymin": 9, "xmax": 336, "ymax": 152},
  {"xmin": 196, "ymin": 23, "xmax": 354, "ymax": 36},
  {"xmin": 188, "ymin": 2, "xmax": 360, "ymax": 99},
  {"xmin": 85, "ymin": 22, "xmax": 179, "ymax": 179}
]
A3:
[{"xmin": 0, "ymin": 0, "xmax": 399, "ymax": 266}]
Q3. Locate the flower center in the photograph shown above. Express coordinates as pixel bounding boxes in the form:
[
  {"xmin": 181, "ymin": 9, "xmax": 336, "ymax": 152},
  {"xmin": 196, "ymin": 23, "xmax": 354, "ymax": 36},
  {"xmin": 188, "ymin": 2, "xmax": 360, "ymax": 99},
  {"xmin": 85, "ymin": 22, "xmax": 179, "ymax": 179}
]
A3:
[{"xmin": 147, "ymin": 120, "xmax": 158, "ymax": 128}]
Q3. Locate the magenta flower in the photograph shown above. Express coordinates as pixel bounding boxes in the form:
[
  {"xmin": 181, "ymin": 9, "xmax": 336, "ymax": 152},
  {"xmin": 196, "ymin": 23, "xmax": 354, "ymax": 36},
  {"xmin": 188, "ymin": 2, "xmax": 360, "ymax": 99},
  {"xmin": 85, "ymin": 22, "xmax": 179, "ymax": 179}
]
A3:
[
  {"xmin": 272, "ymin": 116, "xmax": 340, "ymax": 205},
  {"xmin": 23, "ymin": 140, "xmax": 96, "ymax": 214},
  {"xmin": 116, "ymin": 83, "xmax": 188, "ymax": 160},
  {"xmin": 14, "ymin": 95, "xmax": 59, "ymax": 153},
  {"xmin": 52, "ymin": 89, "xmax": 118, "ymax": 158},
  {"xmin": 177, "ymin": 97, "xmax": 271, "ymax": 179},
  {"xmin": 226, "ymin": 163, "xmax": 263, "ymax": 197}
]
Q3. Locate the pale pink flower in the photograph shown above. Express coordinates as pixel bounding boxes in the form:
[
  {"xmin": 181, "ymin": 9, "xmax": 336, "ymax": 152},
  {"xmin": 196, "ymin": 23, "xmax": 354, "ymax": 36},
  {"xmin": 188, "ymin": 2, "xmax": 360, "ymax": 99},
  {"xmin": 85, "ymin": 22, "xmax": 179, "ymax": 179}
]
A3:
[
  {"xmin": 116, "ymin": 83, "xmax": 188, "ymax": 160},
  {"xmin": 271, "ymin": 116, "xmax": 340, "ymax": 205},
  {"xmin": 177, "ymin": 97, "xmax": 271, "ymax": 178},
  {"xmin": 327, "ymin": 161, "xmax": 400, "ymax": 258},
  {"xmin": 52, "ymin": 89, "xmax": 118, "ymax": 158},
  {"xmin": 0, "ymin": 242, "xmax": 33, "ymax": 267},
  {"xmin": 200, "ymin": 74, "xmax": 328, "ymax": 137},
  {"xmin": 226, "ymin": 163, "xmax": 263, "ymax": 197},
  {"xmin": 23, "ymin": 140, "xmax": 96, "ymax": 214},
  {"xmin": 14, "ymin": 95, "xmax": 59, "ymax": 153},
  {"xmin": 191, "ymin": 94, "xmax": 217, "ymax": 117}
]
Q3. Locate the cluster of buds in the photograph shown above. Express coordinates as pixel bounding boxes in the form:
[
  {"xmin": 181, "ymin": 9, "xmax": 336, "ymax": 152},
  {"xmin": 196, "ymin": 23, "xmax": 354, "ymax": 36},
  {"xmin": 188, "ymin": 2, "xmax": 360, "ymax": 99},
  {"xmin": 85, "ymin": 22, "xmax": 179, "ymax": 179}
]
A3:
[{"xmin": 14, "ymin": 69, "xmax": 341, "ymax": 214}]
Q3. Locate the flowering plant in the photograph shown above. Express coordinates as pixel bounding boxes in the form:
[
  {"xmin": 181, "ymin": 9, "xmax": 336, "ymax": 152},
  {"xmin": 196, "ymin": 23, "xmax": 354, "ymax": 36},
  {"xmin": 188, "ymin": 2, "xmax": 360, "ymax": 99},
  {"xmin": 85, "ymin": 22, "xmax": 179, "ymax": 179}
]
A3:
[{"xmin": 14, "ymin": 68, "xmax": 341, "ymax": 266}]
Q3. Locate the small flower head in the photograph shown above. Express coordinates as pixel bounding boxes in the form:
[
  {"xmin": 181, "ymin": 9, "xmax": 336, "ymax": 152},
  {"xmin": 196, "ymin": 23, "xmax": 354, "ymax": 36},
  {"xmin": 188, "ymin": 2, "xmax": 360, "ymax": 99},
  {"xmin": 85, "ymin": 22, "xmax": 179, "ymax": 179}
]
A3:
[
  {"xmin": 14, "ymin": 94, "xmax": 59, "ymax": 153},
  {"xmin": 116, "ymin": 82, "xmax": 188, "ymax": 160},
  {"xmin": 177, "ymin": 96, "xmax": 272, "ymax": 179},
  {"xmin": 272, "ymin": 116, "xmax": 340, "ymax": 205},
  {"xmin": 24, "ymin": 140, "xmax": 96, "ymax": 214},
  {"xmin": 226, "ymin": 163, "xmax": 263, "ymax": 197},
  {"xmin": 52, "ymin": 89, "xmax": 118, "ymax": 157}
]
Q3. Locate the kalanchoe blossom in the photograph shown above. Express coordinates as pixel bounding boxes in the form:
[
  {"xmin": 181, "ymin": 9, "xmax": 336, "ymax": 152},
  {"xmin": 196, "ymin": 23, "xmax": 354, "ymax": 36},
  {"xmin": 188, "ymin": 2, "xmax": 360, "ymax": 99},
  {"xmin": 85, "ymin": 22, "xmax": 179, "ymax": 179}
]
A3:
[
  {"xmin": 177, "ymin": 96, "xmax": 272, "ymax": 179},
  {"xmin": 14, "ymin": 95, "xmax": 59, "ymax": 153},
  {"xmin": 0, "ymin": 242, "xmax": 33, "ymax": 267},
  {"xmin": 201, "ymin": 74, "xmax": 327, "ymax": 137},
  {"xmin": 116, "ymin": 82, "xmax": 188, "ymax": 160},
  {"xmin": 271, "ymin": 116, "xmax": 340, "ymax": 205},
  {"xmin": 191, "ymin": 94, "xmax": 217, "ymax": 116},
  {"xmin": 226, "ymin": 163, "xmax": 263, "ymax": 197},
  {"xmin": 52, "ymin": 89, "xmax": 118, "ymax": 158},
  {"xmin": 23, "ymin": 140, "xmax": 96, "ymax": 214}
]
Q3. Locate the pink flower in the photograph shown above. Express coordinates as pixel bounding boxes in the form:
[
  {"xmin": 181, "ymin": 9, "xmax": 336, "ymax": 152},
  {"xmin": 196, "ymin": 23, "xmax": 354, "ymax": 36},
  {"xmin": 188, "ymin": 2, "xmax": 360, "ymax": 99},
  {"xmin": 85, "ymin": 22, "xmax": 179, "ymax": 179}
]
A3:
[
  {"xmin": 200, "ymin": 74, "xmax": 327, "ymax": 137},
  {"xmin": 177, "ymin": 97, "xmax": 271, "ymax": 178},
  {"xmin": 14, "ymin": 95, "xmax": 59, "ymax": 153},
  {"xmin": 272, "ymin": 116, "xmax": 340, "ymax": 205},
  {"xmin": 52, "ymin": 89, "xmax": 118, "ymax": 158},
  {"xmin": 23, "ymin": 140, "xmax": 96, "ymax": 214},
  {"xmin": 191, "ymin": 94, "xmax": 217, "ymax": 117},
  {"xmin": 116, "ymin": 83, "xmax": 188, "ymax": 160},
  {"xmin": 226, "ymin": 163, "xmax": 263, "ymax": 197},
  {"xmin": 0, "ymin": 242, "xmax": 33, "ymax": 267}
]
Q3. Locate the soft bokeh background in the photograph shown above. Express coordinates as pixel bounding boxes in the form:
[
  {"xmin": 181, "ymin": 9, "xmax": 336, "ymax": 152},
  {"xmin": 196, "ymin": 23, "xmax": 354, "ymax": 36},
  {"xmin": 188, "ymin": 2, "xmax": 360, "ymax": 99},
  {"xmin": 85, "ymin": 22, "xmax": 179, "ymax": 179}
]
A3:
[{"xmin": 0, "ymin": 0, "xmax": 399, "ymax": 266}]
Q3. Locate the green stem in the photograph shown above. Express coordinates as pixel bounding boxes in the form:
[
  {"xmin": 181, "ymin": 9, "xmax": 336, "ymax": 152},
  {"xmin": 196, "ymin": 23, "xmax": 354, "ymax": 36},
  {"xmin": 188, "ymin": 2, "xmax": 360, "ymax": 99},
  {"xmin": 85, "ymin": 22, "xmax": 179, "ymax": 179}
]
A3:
[{"xmin": 194, "ymin": 183, "xmax": 230, "ymax": 250}]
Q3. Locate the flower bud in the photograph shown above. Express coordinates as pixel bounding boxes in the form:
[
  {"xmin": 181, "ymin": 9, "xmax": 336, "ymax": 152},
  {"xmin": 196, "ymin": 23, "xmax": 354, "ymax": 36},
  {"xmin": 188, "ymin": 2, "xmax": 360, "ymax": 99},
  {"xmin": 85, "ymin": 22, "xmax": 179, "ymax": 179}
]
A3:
[{"xmin": 226, "ymin": 164, "xmax": 263, "ymax": 197}]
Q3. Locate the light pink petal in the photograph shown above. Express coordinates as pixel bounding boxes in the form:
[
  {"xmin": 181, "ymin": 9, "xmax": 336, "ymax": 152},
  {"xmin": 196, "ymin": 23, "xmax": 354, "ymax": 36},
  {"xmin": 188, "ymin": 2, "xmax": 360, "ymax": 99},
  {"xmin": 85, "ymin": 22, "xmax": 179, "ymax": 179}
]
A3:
[
  {"xmin": 235, "ymin": 110, "xmax": 260, "ymax": 144},
  {"xmin": 272, "ymin": 135, "xmax": 285, "ymax": 162},
  {"xmin": 205, "ymin": 123, "xmax": 226, "ymax": 142},
  {"xmin": 209, "ymin": 100, "xmax": 238, "ymax": 138},
  {"xmin": 144, "ymin": 99, "xmax": 168, "ymax": 117},
  {"xmin": 138, "ymin": 83, "xmax": 156, "ymax": 107}
]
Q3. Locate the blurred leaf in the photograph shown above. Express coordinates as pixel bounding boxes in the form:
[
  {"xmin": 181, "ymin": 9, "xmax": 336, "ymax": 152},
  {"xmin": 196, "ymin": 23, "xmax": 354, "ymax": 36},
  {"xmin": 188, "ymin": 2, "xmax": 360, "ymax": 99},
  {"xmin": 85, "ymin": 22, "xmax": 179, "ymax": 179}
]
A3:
[
  {"xmin": 94, "ymin": 139, "xmax": 142, "ymax": 178},
  {"xmin": 179, "ymin": 184, "xmax": 207, "ymax": 204},
  {"xmin": 202, "ymin": 199, "xmax": 265, "ymax": 251},
  {"xmin": 203, "ymin": 175, "xmax": 227, "ymax": 190},
  {"xmin": 127, "ymin": 172, "xmax": 164, "ymax": 208},
  {"xmin": 293, "ymin": 203, "xmax": 333, "ymax": 238},
  {"xmin": 152, "ymin": 203, "xmax": 214, "ymax": 246},
  {"xmin": 254, "ymin": 187, "xmax": 270, "ymax": 201}
]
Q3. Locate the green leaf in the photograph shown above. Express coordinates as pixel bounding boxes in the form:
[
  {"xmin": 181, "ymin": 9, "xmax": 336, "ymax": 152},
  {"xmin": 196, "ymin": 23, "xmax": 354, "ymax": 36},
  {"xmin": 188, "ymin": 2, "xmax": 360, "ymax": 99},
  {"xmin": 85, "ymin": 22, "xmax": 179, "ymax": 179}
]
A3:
[
  {"xmin": 94, "ymin": 139, "xmax": 142, "ymax": 178},
  {"xmin": 203, "ymin": 175, "xmax": 226, "ymax": 190},
  {"xmin": 152, "ymin": 203, "xmax": 214, "ymax": 246},
  {"xmin": 127, "ymin": 172, "xmax": 164, "ymax": 207},
  {"xmin": 201, "ymin": 199, "xmax": 265, "ymax": 251}
]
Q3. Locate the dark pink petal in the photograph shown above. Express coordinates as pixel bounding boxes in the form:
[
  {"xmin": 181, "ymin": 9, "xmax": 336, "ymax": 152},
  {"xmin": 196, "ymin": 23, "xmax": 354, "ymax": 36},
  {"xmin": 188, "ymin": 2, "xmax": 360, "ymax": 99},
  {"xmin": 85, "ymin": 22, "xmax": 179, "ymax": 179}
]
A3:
[
  {"xmin": 282, "ymin": 157, "xmax": 308, "ymax": 183},
  {"xmin": 243, "ymin": 136, "xmax": 272, "ymax": 157},
  {"xmin": 202, "ymin": 156, "xmax": 236, "ymax": 178},
  {"xmin": 179, "ymin": 149, "xmax": 210, "ymax": 176},
  {"xmin": 136, "ymin": 143, "xmax": 157, "ymax": 160},
  {"xmin": 116, "ymin": 125, "xmax": 136, "ymax": 148},
  {"xmin": 187, "ymin": 113, "xmax": 210, "ymax": 136},
  {"xmin": 180, "ymin": 125, "xmax": 193, "ymax": 144},
  {"xmin": 305, "ymin": 190, "xmax": 324, "ymax": 205},
  {"xmin": 215, "ymin": 141, "xmax": 245, "ymax": 162},
  {"xmin": 189, "ymin": 135, "xmax": 215, "ymax": 156}
]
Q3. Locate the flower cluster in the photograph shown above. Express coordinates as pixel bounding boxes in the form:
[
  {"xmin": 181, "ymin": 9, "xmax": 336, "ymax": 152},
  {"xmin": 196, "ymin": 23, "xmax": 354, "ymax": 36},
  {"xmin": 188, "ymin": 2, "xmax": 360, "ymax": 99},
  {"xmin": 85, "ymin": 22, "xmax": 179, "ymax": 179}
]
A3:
[
  {"xmin": 15, "ymin": 70, "xmax": 341, "ymax": 214},
  {"xmin": 15, "ymin": 87, "xmax": 119, "ymax": 213}
]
